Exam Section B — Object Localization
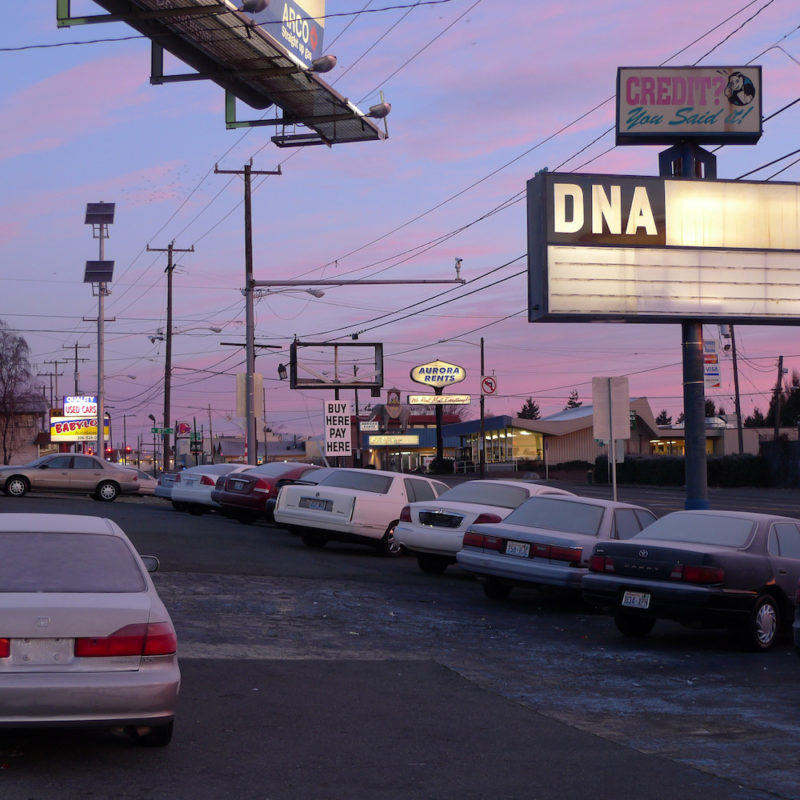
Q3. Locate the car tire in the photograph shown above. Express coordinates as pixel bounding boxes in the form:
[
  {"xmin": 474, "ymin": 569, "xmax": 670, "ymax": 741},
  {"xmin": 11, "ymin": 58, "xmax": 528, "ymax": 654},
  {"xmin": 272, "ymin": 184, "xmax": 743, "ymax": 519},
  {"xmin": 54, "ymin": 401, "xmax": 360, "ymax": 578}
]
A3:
[
  {"xmin": 379, "ymin": 521, "xmax": 403, "ymax": 557},
  {"xmin": 737, "ymin": 594, "xmax": 780, "ymax": 652},
  {"xmin": 188, "ymin": 504, "xmax": 205, "ymax": 516},
  {"xmin": 614, "ymin": 613, "xmax": 656, "ymax": 638},
  {"xmin": 482, "ymin": 578, "xmax": 512, "ymax": 600},
  {"xmin": 417, "ymin": 554, "xmax": 448, "ymax": 574},
  {"xmin": 95, "ymin": 481, "xmax": 119, "ymax": 502},
  {"xmin": 129, "ymin": 721, "xmax": 173, "ymax": 747},
  {"xmin": 236, "ymin": 511, "xmax": 259, "ymax": 524},
  {"xmin": 4, "ymin": 476, "xmax": 29, "ymax": 497},
  {"xmin": 172, "ymin": 501, "xmax": 187, "ymax": 512},
  {"xmin": 301, "ymin": 532, "xmax": 328, "ymax": 548}
]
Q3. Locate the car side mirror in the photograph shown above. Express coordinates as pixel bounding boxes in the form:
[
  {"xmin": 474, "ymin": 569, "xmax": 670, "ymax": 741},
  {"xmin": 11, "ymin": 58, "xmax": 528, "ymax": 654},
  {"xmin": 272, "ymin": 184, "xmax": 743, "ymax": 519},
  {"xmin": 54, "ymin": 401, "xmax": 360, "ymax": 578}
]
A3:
[
  {"xmin": 39, "ymin": 464, "xmax": 49, "ymax": 470},
  {"xmin": 140, "ymin": 555, "xmax": 160, "ymax": 573}
]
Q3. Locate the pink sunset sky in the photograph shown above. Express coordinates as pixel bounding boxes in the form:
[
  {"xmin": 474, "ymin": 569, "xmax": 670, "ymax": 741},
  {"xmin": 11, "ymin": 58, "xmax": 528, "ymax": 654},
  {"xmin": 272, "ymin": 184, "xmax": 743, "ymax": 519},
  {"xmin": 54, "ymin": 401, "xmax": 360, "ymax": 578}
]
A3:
[{"xmin": 1, "ymin": 1, "xmax": 799, "ymax": 445}]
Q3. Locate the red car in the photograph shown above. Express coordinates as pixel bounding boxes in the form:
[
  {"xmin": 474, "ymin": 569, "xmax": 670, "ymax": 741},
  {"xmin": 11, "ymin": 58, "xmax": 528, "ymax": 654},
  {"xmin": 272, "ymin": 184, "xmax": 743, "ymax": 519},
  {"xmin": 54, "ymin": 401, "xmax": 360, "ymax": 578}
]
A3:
[{"xmin": 217, "ymin": 462, "xmax": 322, "ymax": 523}]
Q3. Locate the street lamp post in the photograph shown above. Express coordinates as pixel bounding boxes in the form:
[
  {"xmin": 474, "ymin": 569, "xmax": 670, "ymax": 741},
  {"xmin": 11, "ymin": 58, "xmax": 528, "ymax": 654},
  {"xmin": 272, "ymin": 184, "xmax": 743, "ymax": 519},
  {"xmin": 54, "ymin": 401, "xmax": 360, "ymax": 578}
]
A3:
[
  {"xmin": 148, "ymin": 413, "xmax": 157, "ymax": 475},
  {"xmin": 438, "ymin": 336, "xmax": 487, "ymax": 479}
]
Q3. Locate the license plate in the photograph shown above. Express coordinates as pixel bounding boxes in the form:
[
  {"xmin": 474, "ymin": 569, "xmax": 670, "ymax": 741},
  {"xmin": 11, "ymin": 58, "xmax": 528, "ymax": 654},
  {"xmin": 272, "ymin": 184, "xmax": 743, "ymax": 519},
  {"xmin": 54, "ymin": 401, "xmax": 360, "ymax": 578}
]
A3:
[
  {"xmin": 232, "ymin": 480, "xmax": 247, "ymax": 490},
  {"xmin": 621, "ymin": 590, "xmax": 651, "ymax": 610},
  {"xmin": 12, "ymin": 638, "xmax": 73, "ymax": 666},
  {"xmin": 505, "ymin": 540, "xmax": 530, "ymax": 558},
  {"xmin": 299, "ymin": 497, "xmax": 331, "ymax": 511}
]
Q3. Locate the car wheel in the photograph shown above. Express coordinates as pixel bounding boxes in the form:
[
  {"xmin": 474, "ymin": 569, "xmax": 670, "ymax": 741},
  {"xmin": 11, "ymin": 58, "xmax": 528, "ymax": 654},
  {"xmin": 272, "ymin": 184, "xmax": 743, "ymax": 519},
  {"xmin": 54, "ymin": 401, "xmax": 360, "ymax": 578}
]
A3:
[
  {"xmin": 738, "ymin": 594, "xmax": 780, "ymax": 651},
  {"xmin": 301, "ymin": 532, "xmax": 328, "ymax": 548},
  {"xmin": 172, "ymin": 501, "xmax": 187, "ymax": 512},
  {"xmin": 236, "ymin": 511, "xmax": 259, "ymax": 524},
  {"xmin": 417, "ymin": 554, "xmax": 448, "ymax": 574},
  {"xmin": 482, "ymin": 578, "xmax": 512, "ymax": 600},
  {"xmin": 614, "ymin": 613, "xmax": 656, "ymax": 638},
  {"xmin": 4, "ymin": 476, "xmax": 29, "ymax": 497},
  {"xmin": 95, "ymin": 481, "xmax": 119, "ymax": 502},
  {"xmin": 379, "ymin": 521, "xmax": 403, "ymax": 557},
  {"xmin": 128, "ymin": 721, "xmax": 173, "ymax": 747},
  {"xmin": 188, "ymin": 504, "xmax": 205, "ymax": 516}
]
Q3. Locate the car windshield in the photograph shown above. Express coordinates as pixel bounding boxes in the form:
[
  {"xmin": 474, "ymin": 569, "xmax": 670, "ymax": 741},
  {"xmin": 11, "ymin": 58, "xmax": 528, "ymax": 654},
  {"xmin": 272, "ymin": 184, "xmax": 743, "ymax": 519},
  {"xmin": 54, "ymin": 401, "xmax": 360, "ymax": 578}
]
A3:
[
  {"xmin": 318, "ymin": 471, "xmax": 393, "ymax": 494},
  {"xmin": 0, "ymin": 532, "xmax": 146, "ymax": 592},
  {"xmin": 635, "ymin": 513, "xmax": 756, "ymax": 548},
  {"xmin": 436, "ymin": 482, "xmax": 530, "ymax": 509},
  {"xmin": 504, "ymin": 497, "xmax": 605, "ymax": 536}
]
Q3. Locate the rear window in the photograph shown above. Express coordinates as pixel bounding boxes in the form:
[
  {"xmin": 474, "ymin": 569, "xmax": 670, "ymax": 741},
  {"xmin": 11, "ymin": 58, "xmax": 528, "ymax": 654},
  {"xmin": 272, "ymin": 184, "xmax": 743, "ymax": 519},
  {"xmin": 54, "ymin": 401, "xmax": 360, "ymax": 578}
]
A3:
[
  {"xmin": 249, "ymin": 463, "xmax": 314, "ymax": 478},
  {"xmin": 637, "ymin": 513, "xmax": 756, "ymax": 548},
  {"xmin": 318, "ymin": 471, "xmax": 393, "ymax": 494},
  {"xmin": 437, "ymin": 482, "xmax": 530, "ymax": 509},
  {"xmin": 0, "ymin": 532, "xmax": 146, "ymax": 593},
  {"xmin": 504, "ymin": 497, "xmax": 605, "ymax": 536}
]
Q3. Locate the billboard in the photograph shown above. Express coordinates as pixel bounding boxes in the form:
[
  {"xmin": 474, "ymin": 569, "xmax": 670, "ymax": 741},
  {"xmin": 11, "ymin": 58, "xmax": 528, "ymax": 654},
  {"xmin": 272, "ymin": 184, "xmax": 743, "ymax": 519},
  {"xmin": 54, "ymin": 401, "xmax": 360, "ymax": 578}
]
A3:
[
  {"xmin": 617, "ymin": 66, "xmax": 761, "ymax": 145},
  {"xmin": 248, "ymin": 0, "xmax": 325, "ymax": 68},
  {"xmin": 50, "ymin": 417, "xmax": 109, "ymax": 443},
  {"xmin": 527, "ymin": 172, "xmax": 800, "ymax": 323},
  {"xmin": 324, "ymin": 400, "xmax": 351, "ymax": 456},
  {"xmin": 410, "ymin": 360, "xmax": 466, "ymax": 388},
  {"xmin": 63, "ymin": 396, "xmax": 97, "ymax": 417}
]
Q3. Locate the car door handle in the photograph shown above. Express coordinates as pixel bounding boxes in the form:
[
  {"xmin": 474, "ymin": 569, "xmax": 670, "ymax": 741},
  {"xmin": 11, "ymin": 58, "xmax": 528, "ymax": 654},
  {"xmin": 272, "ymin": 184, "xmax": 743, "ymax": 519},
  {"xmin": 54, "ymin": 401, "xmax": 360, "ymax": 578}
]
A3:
[{"xmin": 778, "ymin": 568, "xmax": 787, "ymax": 574}]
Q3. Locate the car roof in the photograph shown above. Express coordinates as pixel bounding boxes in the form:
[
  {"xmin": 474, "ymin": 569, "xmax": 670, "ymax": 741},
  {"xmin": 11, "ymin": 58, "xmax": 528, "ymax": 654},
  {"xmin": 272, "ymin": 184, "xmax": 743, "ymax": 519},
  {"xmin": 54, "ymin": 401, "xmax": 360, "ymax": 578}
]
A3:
[
  {"xmin": 525, "ymin": 494, "xmax": 649, "ymax": 511},
  {"xmin": 0, "ymin": 513, "xmax": 122, "ymax": 536},
  {"xmin": 660, "ymin": 509, "xmax": 800, "ymax": 524}
]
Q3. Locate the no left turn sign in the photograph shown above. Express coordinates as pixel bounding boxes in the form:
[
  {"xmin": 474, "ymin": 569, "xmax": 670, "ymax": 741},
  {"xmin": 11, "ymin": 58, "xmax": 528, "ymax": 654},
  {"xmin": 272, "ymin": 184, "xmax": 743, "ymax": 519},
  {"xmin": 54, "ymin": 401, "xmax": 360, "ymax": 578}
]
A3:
[{"xmin": 481, "ymin": 376, "xmax": 497, "ymax": 395}]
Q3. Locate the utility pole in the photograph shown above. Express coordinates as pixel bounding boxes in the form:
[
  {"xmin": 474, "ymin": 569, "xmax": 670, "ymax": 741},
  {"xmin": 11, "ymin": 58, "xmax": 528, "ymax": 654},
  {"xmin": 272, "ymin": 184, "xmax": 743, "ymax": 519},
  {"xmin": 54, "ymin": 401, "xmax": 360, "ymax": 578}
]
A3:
[
  {"xmin": 728, "ymin": 326, "xmax": 744, "ymax": 455},
  {"xmin": 773, "ymin": 355, "xmax": 785, "ymax": 442},
  {"xmin": 215, "ymin": 160, "xmax": 282, "ymax": 465},
  {"xmin": 147, "ymin": 241, "xmax": 194, "ymax": 472},
  {"xmin": 479, "ymin": 337, "xmax": 486, "ymax": 481},
  {"xmin": 37, "ymin": 364, "xmax": 63, "ymax": 408},
  {"xmin": 62, "ymin": 343, "xmax": 90, "ymax": 395}
]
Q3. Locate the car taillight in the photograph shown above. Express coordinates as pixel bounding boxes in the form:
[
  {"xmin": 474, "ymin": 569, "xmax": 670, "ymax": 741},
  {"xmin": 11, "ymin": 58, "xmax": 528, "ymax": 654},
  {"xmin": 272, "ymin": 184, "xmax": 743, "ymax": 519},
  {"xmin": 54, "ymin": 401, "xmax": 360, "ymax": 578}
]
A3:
[
  {"xmin": 200, "ymin": 475, "xmax": 216, "ymax": 486},
  {"xmin": 670, "ymin": 564, "xmax": 724, "ymax": 584},
  {"xmin": 0, "ymin": 638, "xmax": 9, "ymax": 658},
  {"xmin": 75, "ymin": 622, "xmax": 177, "ymax": 657},
  {"xmin": 589, "ymin": 555, "xmax": 615, "ymax": 572},
  {"xmin": 399, "ymin": 505, "xmax": 412, "ymax": 522},
  {"xmin": 462, "ymin": 531, "xmax": 504, "ymax": 550},
  {"xmin": 532, "ymin": 542, "xmax": 582, "ymax": 564},
  {"xmin": 473, "ymin": 512, "xmax": 503, "ymax": 524},
  {"xmin": 174, "ymin": 474, "xmax": 181, "ymax": 483},
  {"xmin": 252, "ymin": 478, "xmax": 273, "ymax": 494}
]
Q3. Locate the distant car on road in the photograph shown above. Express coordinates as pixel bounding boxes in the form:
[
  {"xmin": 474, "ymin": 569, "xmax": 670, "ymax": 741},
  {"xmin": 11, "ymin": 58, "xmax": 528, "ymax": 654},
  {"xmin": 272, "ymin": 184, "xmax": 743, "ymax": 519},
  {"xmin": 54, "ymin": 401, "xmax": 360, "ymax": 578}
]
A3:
[
  {"xmin": 395, "ymin": 479, "xmax": 576, "ymax": 574},
  {"xmin": 457, "ymin": 495, "xmax": 656, "ymax": 600},
  {"xmin": 274, "ymin": 468, "xmax": 449, "ymax": 556},
  {"xmin": 583, "ymin": 510, "xmax": 800, "ymax": 651},
  {"xmin": 0, "ymin": 453, "xmax": 140, "ymax": 502},
  {"xmin": 0, "ymin": 513, "xmax": 180, "ymax": 746}
]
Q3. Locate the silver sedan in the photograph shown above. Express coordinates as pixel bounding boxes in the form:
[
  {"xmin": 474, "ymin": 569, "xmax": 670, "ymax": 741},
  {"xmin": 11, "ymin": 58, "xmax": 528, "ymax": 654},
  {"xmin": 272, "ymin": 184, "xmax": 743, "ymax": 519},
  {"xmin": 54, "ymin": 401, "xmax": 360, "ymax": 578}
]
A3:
[{"xmin": 0, "ymin": 513, "xmax": 180, "ymax": 746}]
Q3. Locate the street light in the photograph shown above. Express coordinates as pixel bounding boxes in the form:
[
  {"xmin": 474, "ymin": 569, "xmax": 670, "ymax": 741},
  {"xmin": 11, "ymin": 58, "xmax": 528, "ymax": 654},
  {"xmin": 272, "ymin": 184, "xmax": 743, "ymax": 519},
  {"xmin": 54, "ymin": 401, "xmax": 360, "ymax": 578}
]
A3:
[
  {"xmin": 438, "ymin": 337, "xmax": 487, "ymax": 480},
  {"xmin": 147, "ymin": 413, "xmax": 157, "ymax": 475}
]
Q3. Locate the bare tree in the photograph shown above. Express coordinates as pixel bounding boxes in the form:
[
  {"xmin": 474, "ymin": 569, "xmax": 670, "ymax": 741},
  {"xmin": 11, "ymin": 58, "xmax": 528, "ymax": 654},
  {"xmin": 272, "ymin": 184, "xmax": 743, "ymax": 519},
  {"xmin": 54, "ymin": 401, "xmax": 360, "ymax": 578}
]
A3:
[{"xmin": 0, "ymin": 322, "xmax": 34, "ymax": 464}]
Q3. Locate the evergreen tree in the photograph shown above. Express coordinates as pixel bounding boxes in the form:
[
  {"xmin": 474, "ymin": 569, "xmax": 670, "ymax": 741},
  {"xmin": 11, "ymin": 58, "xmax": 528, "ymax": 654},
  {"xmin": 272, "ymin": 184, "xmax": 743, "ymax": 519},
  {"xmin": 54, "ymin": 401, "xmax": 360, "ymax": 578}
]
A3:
[
  {"xmin": 564, "ymin": 389, "xmax": 582, "ymax": 410},
  {"xmin": 517, "ymin": 397, "xmax": 541, "ymax": 420},
  {"xmin": 656, "ymin": 409, "xmax": 672, "ymax": 425},
  {"xmin": 744, "ymin": 408, "xmax": 766, "ymax": 428}
]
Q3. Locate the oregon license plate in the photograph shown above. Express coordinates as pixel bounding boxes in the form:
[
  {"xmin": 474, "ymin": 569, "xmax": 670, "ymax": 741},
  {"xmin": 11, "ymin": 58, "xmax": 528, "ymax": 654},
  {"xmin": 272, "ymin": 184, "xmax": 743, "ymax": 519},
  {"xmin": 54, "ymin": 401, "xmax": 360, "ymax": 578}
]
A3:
[
  {"xmin": 505, "ymin": 540, "xmax": 530, "ymax": 558},
  {"xmin": 621, "ymin": 590, "xmax": 651, "ymax": 610},
  {"xmin": 299, "ymin": 497, "xmax": 331, "ymax": 511}
]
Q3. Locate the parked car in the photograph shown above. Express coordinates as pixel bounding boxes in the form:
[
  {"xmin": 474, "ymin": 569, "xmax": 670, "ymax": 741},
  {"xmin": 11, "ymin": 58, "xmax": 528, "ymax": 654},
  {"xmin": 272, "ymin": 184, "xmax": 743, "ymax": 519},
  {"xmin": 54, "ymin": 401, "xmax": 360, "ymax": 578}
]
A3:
[
  {"xmin": 0, "ymin": 513, "xmax": 180, "ymax": 746},
  {"xmin": 154, "ymin": 471, "xmax": 178, "ymax": 502},
  {"xmin": 171, "ymin": 463, "xmax": 253, "ymax": 514},
  {"xmin": 217, "ymin": 462, "xmax": 323, "ymax": 523},
  {"xmin": 122, "ymin": 467, "xmax": 159, "ymax": 495},
  {"xmin": 794, "ymin": 578, "xmax": 800, "ymax": 653},
  {"xmin": 395, "ymin": 479, "xmax": 576, "ymax": 574},
  {"xmin": 457, "ymin": 495, "xmax": 657, "ymax": 599},
  {"xmin": 582, "ymin": 509, "xmax": 800, "ymax": 651},
  {"xmin": 273, "ymin": 468, "xmax": 449, "ymax": 556},
  {"xmin": 0, "ymin": 453, "xmax": 140, "ymax": 501}
]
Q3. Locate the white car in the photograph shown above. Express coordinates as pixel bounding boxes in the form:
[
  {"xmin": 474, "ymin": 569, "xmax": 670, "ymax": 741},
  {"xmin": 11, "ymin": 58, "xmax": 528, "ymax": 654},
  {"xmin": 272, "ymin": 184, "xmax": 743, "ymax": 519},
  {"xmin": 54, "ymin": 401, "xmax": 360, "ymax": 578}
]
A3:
[
  {"xmin": 395, "ymin": 480, "xmax": 576, "ymax": 574},
  {"xmin": 170, "ymin": 463, "xmax": 253, "ymax": 514},
  {"xmin": 0, "ymin": 513, "xmax": 179, "ymax": 746},
  {"xmin": 122, "ymin": 468, "xmax": 159, "ymax": 496},
  {"xmin": 274, "ymin": 468, "xmax": 449, "ymax": 556}
]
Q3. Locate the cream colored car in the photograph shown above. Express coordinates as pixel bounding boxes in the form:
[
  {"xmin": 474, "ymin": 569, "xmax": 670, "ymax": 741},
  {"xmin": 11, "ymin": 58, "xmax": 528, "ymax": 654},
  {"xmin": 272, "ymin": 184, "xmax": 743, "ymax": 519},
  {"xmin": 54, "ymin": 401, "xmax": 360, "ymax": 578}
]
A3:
[{"xmin": 0, "ymin": 453, "xmax": 140, "ymax": 502}]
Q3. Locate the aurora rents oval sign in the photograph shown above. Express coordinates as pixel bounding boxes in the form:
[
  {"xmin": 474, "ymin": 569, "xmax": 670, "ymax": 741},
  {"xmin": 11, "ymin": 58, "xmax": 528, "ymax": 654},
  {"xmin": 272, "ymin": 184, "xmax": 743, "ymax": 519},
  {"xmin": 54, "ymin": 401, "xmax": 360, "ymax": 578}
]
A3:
[{"xmin": 410, "ymin": 360, "xmax": 466, "ymax": 388}]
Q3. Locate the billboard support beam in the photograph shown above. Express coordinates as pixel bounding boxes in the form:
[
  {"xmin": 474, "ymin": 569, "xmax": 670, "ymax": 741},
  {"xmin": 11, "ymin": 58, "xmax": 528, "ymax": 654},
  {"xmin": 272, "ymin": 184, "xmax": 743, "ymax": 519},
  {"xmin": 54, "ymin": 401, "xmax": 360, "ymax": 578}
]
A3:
[{"xmin": 659, "ymin": 143, "xmax": 714, "ymax": 510}]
